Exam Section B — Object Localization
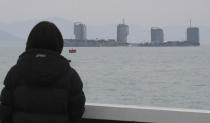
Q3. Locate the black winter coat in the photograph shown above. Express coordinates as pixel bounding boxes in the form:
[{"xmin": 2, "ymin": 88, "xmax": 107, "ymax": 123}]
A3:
[{"xmin": 0, "ymin": 49, "xmax": 85, "ymax": 123}]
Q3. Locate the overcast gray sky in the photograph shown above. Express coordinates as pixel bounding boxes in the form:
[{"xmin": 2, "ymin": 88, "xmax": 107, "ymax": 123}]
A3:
[{"xmin": 0, "ymin": 0, "xmax": 209, "ymax": 27}]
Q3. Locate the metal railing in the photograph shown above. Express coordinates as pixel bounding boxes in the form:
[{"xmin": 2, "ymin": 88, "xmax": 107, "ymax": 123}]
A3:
[{"xmin": 82, "ymin": 103, "xmax": 210, "ymax": 123}]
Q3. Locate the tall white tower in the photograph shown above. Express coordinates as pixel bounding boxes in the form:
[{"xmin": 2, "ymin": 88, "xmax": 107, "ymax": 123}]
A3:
[
  {"xmin": 151, "ymin": 27, "xmax": 164, "ymax": 43},
  {"xmin": 117, "ymin": 19, "xmax": 129, "ymax": 43},
  {"xmin": 74, "ymin": 22, "xmax": 87, "ymax": 41},
  {"xmin": 186, "ymin": 20, "xmax": 199, "ymax": 44}
]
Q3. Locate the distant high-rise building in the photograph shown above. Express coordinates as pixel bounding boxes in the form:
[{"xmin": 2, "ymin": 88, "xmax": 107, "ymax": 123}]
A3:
[
  {"xmin": 151, "ymin": 27, "xmax": 164, "ymax": 43},
  {"xmin": 187, "ymin": 27, "xmax": 199, "ymax": 44},
  {"xmin": 74, "ymin": 22, "xmax": 87, "ymax": 41},
  {"xmin": 117, "ymin": 20, "xmax": 129, "ymax": 43}
]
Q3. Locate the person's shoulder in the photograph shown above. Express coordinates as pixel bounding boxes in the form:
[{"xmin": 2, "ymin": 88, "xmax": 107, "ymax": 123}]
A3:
[
  {"xmin": 3, "ymin": 65, "xmax": 18, "ymax": 86},
  {"xmin": 67, "ymin": 66, "xmax": 79, "ymax": 75},
  {"xmin": 65, "ymin": 66, "xmax": 82, "ymax": 82},
  {"xmin": 69, "ymin": 66, "xmax": 76, "ymax": 72},
  {"xmin": 7, "ymin": 65, "xmax": 18, "ymax": 75}
]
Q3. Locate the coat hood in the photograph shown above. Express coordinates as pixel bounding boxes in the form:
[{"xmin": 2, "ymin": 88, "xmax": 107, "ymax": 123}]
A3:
[
  {"xmin": 26, "ymin": 21, "xmax": 64, "ymax": 54},
  {"xmin": 16, "ymin": 49, "xmax": 70, "ymax": 86}
]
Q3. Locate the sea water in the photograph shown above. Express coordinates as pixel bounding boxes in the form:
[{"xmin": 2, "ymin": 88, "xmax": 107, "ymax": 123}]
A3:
[{"xmin": 1, "ymin": 46, "xmax": 210, "ymax": 110}]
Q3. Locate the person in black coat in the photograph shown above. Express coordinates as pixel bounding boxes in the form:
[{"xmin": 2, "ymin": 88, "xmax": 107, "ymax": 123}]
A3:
[{"xmin": 0, "ymin": 21, "xmax": 86, "ymax": 123}]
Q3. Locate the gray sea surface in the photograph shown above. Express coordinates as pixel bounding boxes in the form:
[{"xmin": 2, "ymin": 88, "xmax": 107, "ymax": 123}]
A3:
[{"xmin": 0, "ymin": 46, "xmax": 210, "ymax": 110}]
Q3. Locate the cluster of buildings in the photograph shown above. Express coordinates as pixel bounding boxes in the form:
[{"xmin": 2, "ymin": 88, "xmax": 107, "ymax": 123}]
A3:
[
  {"xmin": 139, "ymin": 26, "xmax": 200, "ymax": 46},
  {"xmin": 64, "ymin": 20, "xmax": 130, "ymax": 47},
  {"xmin": 64, "ymin": 21, "xmax": 200, "ymax": 47}
]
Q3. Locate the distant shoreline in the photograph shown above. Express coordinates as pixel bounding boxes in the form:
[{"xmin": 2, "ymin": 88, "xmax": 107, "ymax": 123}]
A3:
[{"xmin": 64, "ymin": 39, "xmax": 200, "ymax": 47}]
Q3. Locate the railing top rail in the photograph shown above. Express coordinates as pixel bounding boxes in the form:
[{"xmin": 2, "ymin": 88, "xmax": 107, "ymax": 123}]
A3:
[{"xmin": 83, "ymin": 103, "xmax": 210, "ymax": 123}]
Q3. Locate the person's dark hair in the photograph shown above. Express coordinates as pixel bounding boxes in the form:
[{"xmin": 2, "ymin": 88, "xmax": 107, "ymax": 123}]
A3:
[{"xmin": 26, "ymin": 21, "xmax": 64, "ymax": 54}]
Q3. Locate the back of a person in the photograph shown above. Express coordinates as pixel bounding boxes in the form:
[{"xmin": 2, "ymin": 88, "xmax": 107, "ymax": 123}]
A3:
[{"xmin": 0, "ymin": 21, "xmax": 85, "ymax": 123}]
